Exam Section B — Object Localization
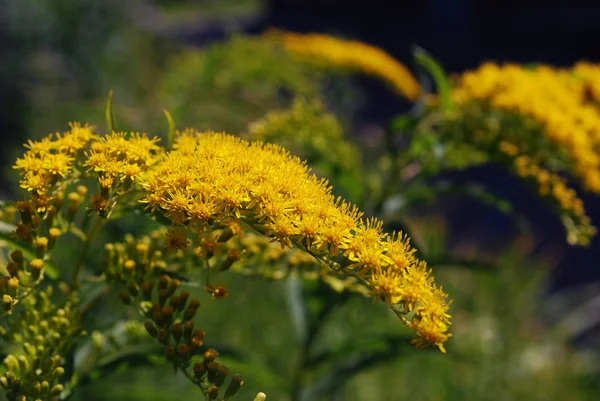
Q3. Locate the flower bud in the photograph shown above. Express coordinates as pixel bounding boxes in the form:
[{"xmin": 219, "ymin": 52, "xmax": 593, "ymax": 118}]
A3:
[
  {"xmin": 189, "ymin": 335, "xmax": 203, "ymax": 355},
  {"xmin": 4, "ymin": 355, "xmax": 20, "ymax": 372},
  {"xmin": 177, "ymin": 344, "xmax": 189, "ymax": 360},
  {"xmin": 220, "ymin": 248, "xmax": 241, "ymax": 271},
  {"xmin": 40, "ymin": 380, "xmax": 50, "ymax": 392},
  {"xmin": 215, "ymin": 364, "xmax": 230, "ymax": 387},
  {"xmin": 141, "ymin": 281, "xmax": 154, "ymax": 300},
  {"xmin": 171, "ymin": 323, "xmax": 182, "ymax": 342},
  {"xmin": 17, "ymin": 355, "xmax": 29, "ymax": 372},
  {"xmin": 7, "ymin": 277, "xmax": 19, "ymax": 296},
  {"xmin": 253, "ymin": 392, "xmax": 267, "ymax": 401},
  {"xmin": 157, "ymin": 329, "xmax": 168, "ymax": 344},
  {"xmin": 208, "ymin": 386, "xmax": 219, "ymax": 399},
  {"xmin": 10, "ymin": 250, "xmax": 23, "ymax": 264},
  {"xmin": 165, "ymin": 346, "xmax": 176, "ymax": 360},
  {"xmin": 193, "ymin": 362, "xmax": 206, "ymax": 379},
  {"xmin": 145, "ymin": 322, "xmax": 158, "ymax": 337},
  {"xmin": 179, "ymin": 290, "xmax": 189, "ymax": 309},
  {"xmin": 0, "ymin": 376, "xmax": 7, "ymax": 389},
  {"xmin": 124, "ymin": 260, "xmax": 136, "ymax": 272},
  {"xmin": 48, "ymin": 228, "xmax": 61, "ymax": 248},
  {"xmin": 6, "ymin": 262, "xmax": 18, "ymax": 277},
  {"xmin": 183, "ymin": 321, "xmax": 194, "ymax": 340},
  {"xmin": 50, "ymin": 384, "xmax": 64, "ymax": 396},
  {"xmin": 161, "ymin": 306, "xmax": 174, "ymax": 326},
  {"xmin": 76, "ymin": 185, "xmax": 88, "ymax": 197},
  {"xmin": 203, "ymin": 349, "xmax": 219, "ymax": 363},
  {"xmin": 207, "ymin": 362, "xmax": 219, "ymax": 383},
  {"xmin": 35, "ymin": 237, "xmax": 49, "ymax": 258},
  {"xmin": 2, "ymin": 295, "xmax": 13, "ymax": 312},
  {"xmin": 23, "ymin": 342, "xmax": 37, "ymax": 357},
  {"xmin": 168, "ymin": 295, "xmax": 181, "ymax": 310},
  {"xmin": 224, "ymin": 374, "xmax": 244, "ymax": 399},
  {"xmin": 30, "ymin": 258, "xmax": 45, "ymax": 281},
  {"xmin": 158, "ymin": 275, "xmax": 170, "ymax": 290}
]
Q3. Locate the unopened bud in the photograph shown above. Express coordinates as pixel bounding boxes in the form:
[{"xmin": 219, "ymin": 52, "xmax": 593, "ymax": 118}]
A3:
[
  {"xmin": 124, "ymin": 260, "xmax": 136, "ymax": 271},
  {"xmin": 183, "ymin": 321, "xmax": 194, "ymax": 340},
  {"xmin": 35, "ymin": 237, "xmax": 48, "ymax": 258},
  {"xmin": 157, "ymin": 329, "xmax": 168, "ymax": 344},
  {"xmin": 0, "ymin": 376, "xmax": 7, "ymax": 389},
  {"xmin": 215, "ymin": 364, "xmax": 229, "ymax": 386},
  {"xmin": 6, "ymin": 262, "xmax": 18, "ymax": 277},
  {"xmin": 7, "ymin": 277, "xmax": 19, "ymax": 295},
  {"xmin": 203, "ymin": 349, "xmax": 219, "ymax": 363},
  {"xmin": 177, "ymin": 344, "xmax": 190, "ymax": 360},
  {"xmin": 165, "ymin": 346, "xmax": 176, "ymax": 360},
  {"xmin": 144, "ymin": 322, "xmax": 158, "ymax": 337},
  {"xmin": 50, "ymin": 383, "xmax": 64, "ymax": 396},
  {"xmin": 141, "ymin": 281, "xmax": 153, "ymax": 300},
  {"xmin": 10, "ymin": 250, "xmax": 23, "ymax": 263},
  {"xmin": 30, "ymin": 258, "xmax": 44, "ymax": 280},
  {"xmin": 4, "ymin": 355, "xmax": 20, "ymax": 372},
  {"xmin": 76, "ymin": 185, "xmax": 88, "ymax": 197},
  {"xmin": 208, "ymin": 386, "xmax": 219, "ymax": 399},
  {"xmin": 3, "ymin": 295, "xmax": 13, "ymax": 311},
  {"xmin": 193, "ymin": 362, "xmax": 206, "ymax": 379},
  {"xmin": 224, "ymin": 374, "xmax": 244, "ymax": 399},
  {"xmin": 53, "ymin": 366, "xmax": 65, "ymax": 377},
  {"xmin": 158, "ymin": 275, "xmax": 170, "ymax": 290},
  {"xmin": 207, "ymin": 362, "xmax": 219, "ymax": 383},
  {"xmin": 253, "ymin": 392, "xmax": 267, "ymax": 401},
  {"xmin": 171, "ymin": 323, "xmax": 182, "ymax": 342}
]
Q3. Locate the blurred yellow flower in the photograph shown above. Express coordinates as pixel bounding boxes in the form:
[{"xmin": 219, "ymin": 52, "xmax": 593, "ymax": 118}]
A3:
[{"xmin": 265, "ymin": 30, "xmax": 421, "ymax": 101}]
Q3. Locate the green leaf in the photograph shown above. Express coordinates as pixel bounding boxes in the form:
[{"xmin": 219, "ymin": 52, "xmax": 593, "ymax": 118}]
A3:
[
  {"xmin": 105, "ymin": 89, "xmax": 116, "ymax": 134},
  {"xmin": 414, "ymin": 47, "xmax": 452, "ymax": 111},
  {"xmin": 0, "ymin": 221, "xmax": 60, "ymax": 279}
]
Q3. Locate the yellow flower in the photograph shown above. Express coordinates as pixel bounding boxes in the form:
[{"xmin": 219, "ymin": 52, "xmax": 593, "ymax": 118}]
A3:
[
  {"xmin": 13, "ymin": 123, "xmax": 97, "ymax": 210},
  {"xmin": 142, "ymin": 130, "xmax": 452, "ymax": 351},
  {"xmin": 264, "ymin": 30, "xmax": 420, "ymax": 101},
  {"xmin": 453, "ymin": 62, "xmax": 600, "ymax": 193}
]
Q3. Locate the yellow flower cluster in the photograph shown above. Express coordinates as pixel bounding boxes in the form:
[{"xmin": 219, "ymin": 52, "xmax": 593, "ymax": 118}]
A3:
[
  {"xmin": 453, "ymin": 62, "xmax": 600, "ymax": 193},
  {"xmin": 509, "ymin": 151, "xmax": 595, "ymax": 245},
  {"xmin": 13, "ymin": 123, "xmax": 96, "ymax": 210},
  {"xmin": 574, "ymin": 61, "xmax": 600, "ymax": 102},
  {"xmin": 84, "ymin": 132, "xmax": 163, "ymax": 190},
  {"xmin": 142, "ymin": 130, "xmax": 451, "ymax": 351},
  {"xmin": 264, "ymin": 30, "xmax": 420, "ymax": 101}
]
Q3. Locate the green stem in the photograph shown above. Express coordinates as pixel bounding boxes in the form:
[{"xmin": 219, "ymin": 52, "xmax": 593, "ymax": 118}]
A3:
[{"xmin": 71, "ymin": 216, "xmax": 106, "ymax": 289}]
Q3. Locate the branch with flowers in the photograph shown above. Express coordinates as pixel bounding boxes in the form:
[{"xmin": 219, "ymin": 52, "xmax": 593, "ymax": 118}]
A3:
[{"xmin": 0, "ymin": 84, "xmax": 451, "ymax": 401}]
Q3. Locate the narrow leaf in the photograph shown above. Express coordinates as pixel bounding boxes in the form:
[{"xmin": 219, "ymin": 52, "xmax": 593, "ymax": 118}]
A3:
[
  {"xmin": 414, "ymin": 47, "xmax": 452, "ymax": 111},
  {"xmin": 163, "ymin": 109, "xmax": 176, "ymax": 149}
]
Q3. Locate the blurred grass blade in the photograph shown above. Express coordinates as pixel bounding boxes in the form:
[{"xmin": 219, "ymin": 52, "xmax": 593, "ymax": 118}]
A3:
[
  {"xmin": 163, "ymin": 109, "xmax": 176, "ymax": 149},
  {"xmin": 413, "ymin": 46, "xmax": 452, "ymax": 111},
  {"xmin": 105, "ymin": 89, "xmax": 116, "ymax": 134},
  {"xmin": 0, "ymin": 221, "xmax": 59, "ymax": 279}
]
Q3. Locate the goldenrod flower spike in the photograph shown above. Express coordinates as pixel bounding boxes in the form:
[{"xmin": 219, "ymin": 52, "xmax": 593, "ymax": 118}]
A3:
[
  {"xmin": 453, "ymin": 62, "xmax": 600, "ymax": 194},
  {"xmin": 142, "ymin": 130, "xmax": 452, "ymax": 352},
  {"xmin": 264, "ymin": 30, "xmax": 421, "ymax": 101}
]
